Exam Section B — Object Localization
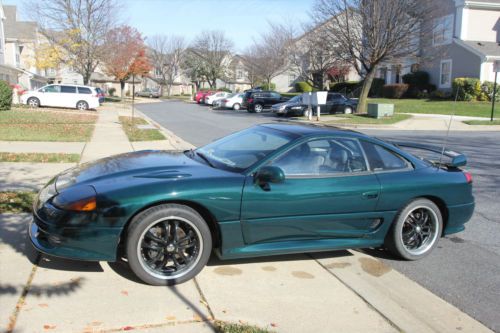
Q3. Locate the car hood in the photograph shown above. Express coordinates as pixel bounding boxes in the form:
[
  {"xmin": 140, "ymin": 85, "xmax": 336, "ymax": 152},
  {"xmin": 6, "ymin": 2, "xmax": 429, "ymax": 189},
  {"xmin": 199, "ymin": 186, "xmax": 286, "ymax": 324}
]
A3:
[{"xmin": 55, "ymin": 150, "xmax": 230, "ymax": 192}]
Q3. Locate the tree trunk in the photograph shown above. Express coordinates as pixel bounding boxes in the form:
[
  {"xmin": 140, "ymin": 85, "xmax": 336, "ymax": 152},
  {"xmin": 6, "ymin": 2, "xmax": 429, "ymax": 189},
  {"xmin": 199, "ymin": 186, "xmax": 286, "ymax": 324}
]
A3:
[
  {"xmin": 357, "ymin": 68, "xmax": 376, "ymax": 114},
  {"xmin": 166, "ymin": 83, "xmax": 172, "ymax": 97},
  {"xmin": 83, "ymin": 72, "xmax": 91, "ymax": 86},
  {"xmin": 120, "ymin": 80, "xmax": 125, "ymax": 99}
]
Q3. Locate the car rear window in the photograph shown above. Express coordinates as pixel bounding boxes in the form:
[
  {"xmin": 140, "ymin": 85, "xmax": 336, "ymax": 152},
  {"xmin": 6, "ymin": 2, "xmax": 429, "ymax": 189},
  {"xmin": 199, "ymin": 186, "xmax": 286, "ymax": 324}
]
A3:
[
  {"xmin": 78, "ymin": 87, "xmax": 92, "ymax": 94},
  {"xmin": 61, "ymin": 86, "xmax": 77, "ymax": 93},
  {"xmin": 360, "ymin": 141, "xmax": 412, "ymax": 171}
]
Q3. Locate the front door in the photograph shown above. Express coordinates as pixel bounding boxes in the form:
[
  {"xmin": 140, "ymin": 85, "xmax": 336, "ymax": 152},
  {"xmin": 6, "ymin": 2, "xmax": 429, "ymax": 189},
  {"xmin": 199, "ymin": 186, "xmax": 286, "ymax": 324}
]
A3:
[{"xmin": 241, "ymin": 137, "xmax": 381, "ymax": 244}]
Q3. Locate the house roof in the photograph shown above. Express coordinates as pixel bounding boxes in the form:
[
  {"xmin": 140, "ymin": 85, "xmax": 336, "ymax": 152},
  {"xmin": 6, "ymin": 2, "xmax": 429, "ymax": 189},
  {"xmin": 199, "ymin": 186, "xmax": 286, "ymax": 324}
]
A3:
[
  {"xmin": 2, "ymin": 5, "xmax": 37, "ymax": 40},
  {"xmin": 461, "ymin": 40, "xmax": 500, "ymax": 58}
]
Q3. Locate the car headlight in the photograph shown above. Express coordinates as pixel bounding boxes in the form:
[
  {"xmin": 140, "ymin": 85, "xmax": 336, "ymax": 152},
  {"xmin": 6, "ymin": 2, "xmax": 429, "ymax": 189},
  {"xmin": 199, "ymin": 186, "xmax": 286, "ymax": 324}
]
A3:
[
  {"xmin": 290, "ymin": 106, "xmax": 303, "ymax": 110},
  {"xmin": 52, "ymin": 185, "xmax": 97, "ymax": 212}
]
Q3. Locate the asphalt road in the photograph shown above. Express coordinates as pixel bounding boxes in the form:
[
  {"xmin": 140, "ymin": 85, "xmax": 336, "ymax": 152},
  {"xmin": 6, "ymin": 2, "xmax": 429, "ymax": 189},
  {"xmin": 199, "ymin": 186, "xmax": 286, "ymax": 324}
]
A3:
[{"xmin": 137, "ymin": 100, "xmax": 500, "ymax": 331}]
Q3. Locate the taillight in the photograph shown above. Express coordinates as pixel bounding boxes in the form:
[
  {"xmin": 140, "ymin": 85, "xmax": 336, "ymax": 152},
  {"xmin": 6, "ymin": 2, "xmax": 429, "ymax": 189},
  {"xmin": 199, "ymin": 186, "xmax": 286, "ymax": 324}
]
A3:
[
  {"xmin": 464, "ymin": 172, "xmax": 472, "ymax": 184},
  {"xmin": 248, "ymin": 98, "xmax": 254, "ymax": 103},
  {"xmin": 222, "ymin": 99, "xmax": 228, "ymax": 102}
]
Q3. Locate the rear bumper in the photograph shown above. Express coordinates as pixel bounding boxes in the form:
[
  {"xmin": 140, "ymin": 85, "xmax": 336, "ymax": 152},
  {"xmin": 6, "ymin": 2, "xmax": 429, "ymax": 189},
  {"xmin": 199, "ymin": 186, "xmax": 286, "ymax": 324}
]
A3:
[{"xmin": 443, "ymin": 202, "xmax": 475, "ymax": 235}]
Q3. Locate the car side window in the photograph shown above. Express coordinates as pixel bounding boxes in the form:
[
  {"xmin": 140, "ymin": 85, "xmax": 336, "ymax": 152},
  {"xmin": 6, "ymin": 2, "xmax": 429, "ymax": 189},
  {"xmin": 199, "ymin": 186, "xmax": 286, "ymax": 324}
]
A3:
[
  {"xmin": 360, "ymin": 141, "xmax": 412, "ymax": 171},
  {"xmin": 270, "ymin": 138, "xmax": 367, "ymax": 176},
  {"xmin": 61, "ymin": 86, "xmax": 76, "ymax": 93},
  {"xmin": 42, "ymin": 85, "xmax": 60, "ymax": 93},
  {"xmin": 270, "ymin": 92, "xmax": 280, "ymax": 99},
  {"xmin": 78, "ymin": 87, "xmax": 91, "ymax": 94}
]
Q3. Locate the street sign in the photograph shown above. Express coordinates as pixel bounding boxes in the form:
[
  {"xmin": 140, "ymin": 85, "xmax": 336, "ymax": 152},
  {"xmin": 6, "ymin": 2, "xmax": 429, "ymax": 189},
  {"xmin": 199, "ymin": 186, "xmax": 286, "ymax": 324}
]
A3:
[
  {"xmin": 494, "ymin": 60, "xmax": 500, "ymax": 73},
  {"xmin": 312, "ymin": 91, "xmax": 328, "ymax": 106}
]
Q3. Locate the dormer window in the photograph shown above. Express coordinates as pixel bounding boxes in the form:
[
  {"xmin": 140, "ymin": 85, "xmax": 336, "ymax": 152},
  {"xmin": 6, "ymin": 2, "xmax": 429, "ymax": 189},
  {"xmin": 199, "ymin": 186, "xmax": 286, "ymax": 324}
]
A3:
[{"xmin": 433, "ymin": 14, "xmax": 453, "ymax": 46}]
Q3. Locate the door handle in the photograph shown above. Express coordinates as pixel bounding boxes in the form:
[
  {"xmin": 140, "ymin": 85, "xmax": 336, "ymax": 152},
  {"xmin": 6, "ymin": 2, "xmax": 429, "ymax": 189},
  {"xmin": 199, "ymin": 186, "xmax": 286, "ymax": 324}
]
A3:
[{"xmin": 362, "ymin": 191, "xmax": 379, "ymax": 199}]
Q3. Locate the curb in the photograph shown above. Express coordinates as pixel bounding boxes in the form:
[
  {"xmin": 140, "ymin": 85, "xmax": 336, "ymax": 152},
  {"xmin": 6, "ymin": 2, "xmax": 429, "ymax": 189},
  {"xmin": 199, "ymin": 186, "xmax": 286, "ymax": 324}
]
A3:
[{"xmin": 132, "ymin": 108, "xmax": 196, "ymax": 150}]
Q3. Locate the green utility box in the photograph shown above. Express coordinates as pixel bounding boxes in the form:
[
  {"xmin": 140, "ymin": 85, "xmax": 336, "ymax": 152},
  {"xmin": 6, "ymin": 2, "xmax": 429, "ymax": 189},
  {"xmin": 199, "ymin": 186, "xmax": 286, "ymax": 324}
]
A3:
[{"xmin": 367, "ymin": 103, "xmax": 394, "ymax": 119}]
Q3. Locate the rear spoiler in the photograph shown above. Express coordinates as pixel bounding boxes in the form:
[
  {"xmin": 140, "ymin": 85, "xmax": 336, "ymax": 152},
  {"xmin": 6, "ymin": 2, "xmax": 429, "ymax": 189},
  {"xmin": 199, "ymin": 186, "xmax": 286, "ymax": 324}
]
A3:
[{"xmin": 391, "ymin": 142, "xmax": 467, "ymax": 168}]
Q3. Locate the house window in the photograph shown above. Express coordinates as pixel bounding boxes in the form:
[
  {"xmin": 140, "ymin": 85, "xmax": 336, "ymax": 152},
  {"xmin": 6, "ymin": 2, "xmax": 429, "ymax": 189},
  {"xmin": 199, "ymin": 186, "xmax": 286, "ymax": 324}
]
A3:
[
  {"xmin": 236, "ymin": 69, "xmax": 243, "ymax": 79},
  {"xmin": 288, "ymin": 73, "xmax": 297, "ymax": 85},
  {"xmin": 439, "ymin": 59, "xmax": 452, "ymax": 88},
  {"xmin": 433, "ymin": 15, "xmax": 453, "ymax": 46},
  {"xmin": 154, "ymin": 67, "xmax": 162, "ymax": 78}
]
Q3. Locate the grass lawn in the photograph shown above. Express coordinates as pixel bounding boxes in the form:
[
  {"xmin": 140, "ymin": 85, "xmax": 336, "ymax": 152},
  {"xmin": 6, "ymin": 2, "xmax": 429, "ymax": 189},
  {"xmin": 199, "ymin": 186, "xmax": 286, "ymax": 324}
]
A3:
[
  {"xmin": 0, "ymin": 191, "xmax": 35, "ymax": 213},
  {"xmin": 215, "ymin": 321, "xmax": 273, "ymax": 333},
  {"xmin": 319, "ymin": 113, "xmax": 411, "ymax": 125},
  {"xmin": 119, "ymin": 116, "xmax": 166, "ymax": 141},
  {"xmin": 163, "ymin": 95, "xmax": 192, "ymax": 100},
  {"xmin": 368, "ymin": 98, "xmax": 493, "ymax": 118},
  {"xmin": 0, "ymin": 152, "xmax": 80, "ymax": 163},
  {"xmin": 0, "ymin": 109, "xmax": 97, "ymax": 142},
  {"xmin": 463, "ymin": 119, "xmax": 500, "ymax": 125}
]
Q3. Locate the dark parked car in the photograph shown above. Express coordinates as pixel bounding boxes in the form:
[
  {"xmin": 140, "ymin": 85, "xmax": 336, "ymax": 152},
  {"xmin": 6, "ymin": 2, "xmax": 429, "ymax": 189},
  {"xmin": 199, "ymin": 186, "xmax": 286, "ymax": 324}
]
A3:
[
  {"xmin": 95, "ymin": 87, "xmax": 105, "ymax": 104},
  {"xmin": 243, "ymin": 90, "xmax": 289, "ymax": 113},
  {"xmin": 271, "ymin": 93, "xmax": 357, "ymax": 117},
  {"xmin": 135, "ymin": 88, "xmax": 161, "ymax": 98},
  {"xmin": 30, "ymin": 123, "xmax": 474, "ymax": 286}
]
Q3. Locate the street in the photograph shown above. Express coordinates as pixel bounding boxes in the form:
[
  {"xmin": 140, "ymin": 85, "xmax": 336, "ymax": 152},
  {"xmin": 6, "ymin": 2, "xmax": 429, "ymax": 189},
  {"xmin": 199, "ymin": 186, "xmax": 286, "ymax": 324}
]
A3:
[{"xmin": 137, "ymin": 100, "xmax": 500, "ymax": 331}]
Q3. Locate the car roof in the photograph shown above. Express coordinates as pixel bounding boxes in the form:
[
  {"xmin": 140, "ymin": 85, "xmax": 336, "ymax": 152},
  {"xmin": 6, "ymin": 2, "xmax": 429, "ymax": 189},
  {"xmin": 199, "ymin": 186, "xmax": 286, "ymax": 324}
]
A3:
[{"xmin": 259, "ymin": 123, "xmax": 364, "ymax": 138}]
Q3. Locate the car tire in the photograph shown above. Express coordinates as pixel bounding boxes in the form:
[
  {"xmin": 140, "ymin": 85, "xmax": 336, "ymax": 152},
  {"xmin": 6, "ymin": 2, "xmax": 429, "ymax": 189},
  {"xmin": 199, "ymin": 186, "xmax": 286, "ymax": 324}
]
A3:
[
  {"xmin": 76, "ymin": 101, "xmax": 89, "ymax": 110},
  {"xmin": 149, "ymin": 94, "xmax": 153, "ymax": 98},
  {"xmin": 344, "ymin": 106, "xmax": 353, "ymax": 114},
  {"xmin": 126, "ymin": 204, "xmax": 212, "ymax": 286},
  {"xmin": 27, "ymin": 97, "xmax": 40, "ymax": 108},
  {"xmin": 233, "ymin": 103, "xmax": 241, "ymax": 111},
  {"xmin": 254, "ymin": 103, "xmax": 264, "ymax": 113},
  {"xmin": 385, "ymin": 198, "xmax": 443, "ymax": 260}
]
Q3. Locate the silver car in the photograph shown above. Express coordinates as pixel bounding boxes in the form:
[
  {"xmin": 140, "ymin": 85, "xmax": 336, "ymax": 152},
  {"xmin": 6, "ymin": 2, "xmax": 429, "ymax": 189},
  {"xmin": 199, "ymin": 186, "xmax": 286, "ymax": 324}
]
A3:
[{"xmin": 220, "ymin": 93, "xmax": 244, "ymax": 110}]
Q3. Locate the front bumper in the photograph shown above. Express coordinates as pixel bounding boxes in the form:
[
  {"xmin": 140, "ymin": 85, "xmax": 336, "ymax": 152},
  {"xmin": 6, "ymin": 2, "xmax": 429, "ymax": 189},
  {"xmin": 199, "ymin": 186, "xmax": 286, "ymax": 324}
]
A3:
[{"xmin": 29, "ymin": 207, "xmax": 122, "ymax": 261}]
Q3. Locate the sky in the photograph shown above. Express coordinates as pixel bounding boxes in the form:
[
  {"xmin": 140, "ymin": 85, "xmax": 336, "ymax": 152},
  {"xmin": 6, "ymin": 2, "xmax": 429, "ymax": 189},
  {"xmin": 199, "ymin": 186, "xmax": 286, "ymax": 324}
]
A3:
[{"xmin": 5, "ymin": 0, "xmax": 315, "ymax": 52}]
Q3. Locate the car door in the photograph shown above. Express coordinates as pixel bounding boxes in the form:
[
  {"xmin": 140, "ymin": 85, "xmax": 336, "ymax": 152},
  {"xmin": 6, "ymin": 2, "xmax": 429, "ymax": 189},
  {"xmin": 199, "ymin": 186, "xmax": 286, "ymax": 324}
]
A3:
[
  {"xmin": 39, "ymin": 85, "xmax": 61, "ymax": 107},
  {"xmin": 240, "ymin": 137, "xmax": 381, "ymax": 244},
  {"xmin": 60, "ymin": 85, "xmax": 79, "ymax": 108},
  {"xmin": 268, "ymin": 92, "xmax": 281, "ymax": 107}
]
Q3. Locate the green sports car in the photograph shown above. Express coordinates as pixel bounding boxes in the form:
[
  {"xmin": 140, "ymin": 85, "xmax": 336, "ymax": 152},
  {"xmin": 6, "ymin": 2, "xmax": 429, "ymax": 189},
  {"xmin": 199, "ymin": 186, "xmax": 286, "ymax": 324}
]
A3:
[{"xmin": 30, "ymin": 124, "xmax": 474, "ymax": 285}]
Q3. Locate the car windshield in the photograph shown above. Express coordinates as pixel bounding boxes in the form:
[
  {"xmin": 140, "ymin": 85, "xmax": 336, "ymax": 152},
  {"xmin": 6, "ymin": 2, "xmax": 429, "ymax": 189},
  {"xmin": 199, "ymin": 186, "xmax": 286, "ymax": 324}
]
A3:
[
  {"xmin": 227, "ymin": 93, "xmax": 237, "ymax": 98},
  {"xmin": 193, "ymin": 126, "xmax": 298, "ymax": 172},
  {"xmin": 289, "ymin": 95, "xmax": 302, "ymax": 103}
]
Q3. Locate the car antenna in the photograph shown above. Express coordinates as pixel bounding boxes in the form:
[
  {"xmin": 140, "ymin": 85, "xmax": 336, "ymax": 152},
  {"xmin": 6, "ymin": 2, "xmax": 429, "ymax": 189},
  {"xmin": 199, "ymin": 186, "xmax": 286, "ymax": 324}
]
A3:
[{"xmin": 437, "ymin": 87, "xmax": 460, "ymax": 169}]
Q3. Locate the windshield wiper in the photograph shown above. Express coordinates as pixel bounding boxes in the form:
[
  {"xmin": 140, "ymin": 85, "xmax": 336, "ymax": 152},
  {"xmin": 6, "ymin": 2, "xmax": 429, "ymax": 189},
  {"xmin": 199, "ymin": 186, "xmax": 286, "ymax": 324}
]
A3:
[{"xmin": 195, "ymin": 151, "xmax": 216, "ymax": 168}]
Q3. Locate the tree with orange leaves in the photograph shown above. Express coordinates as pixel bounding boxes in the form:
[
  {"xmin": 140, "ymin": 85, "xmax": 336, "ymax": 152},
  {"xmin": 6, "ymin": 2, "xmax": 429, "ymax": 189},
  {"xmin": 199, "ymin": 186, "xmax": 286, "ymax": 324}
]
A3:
[{"xmin": 102, "ymin": 25, "xmax": 151, "ymax": 98}]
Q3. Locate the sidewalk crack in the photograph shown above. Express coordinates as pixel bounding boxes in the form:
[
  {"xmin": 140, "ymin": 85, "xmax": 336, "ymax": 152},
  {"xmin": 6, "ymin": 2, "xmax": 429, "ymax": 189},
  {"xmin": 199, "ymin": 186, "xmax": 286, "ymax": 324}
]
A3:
[{"xmin": 6, "ymin": 253, "xmax": 41, "ymax": 333}]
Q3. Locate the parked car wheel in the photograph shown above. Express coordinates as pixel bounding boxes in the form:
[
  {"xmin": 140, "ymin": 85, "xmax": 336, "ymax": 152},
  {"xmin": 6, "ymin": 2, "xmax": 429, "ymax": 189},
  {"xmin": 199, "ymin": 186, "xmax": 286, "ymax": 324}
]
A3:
[
  {"xmin": 126, "ymin": 204, "xmax": 212, "ymax": 286},
  {"xmin": 344, "ymin": 106, "xmax": 353, "ymax": 114},
  {"xmin": 149, "ymin": 94, "xmax": 153, "ymax": 98},
  {"xmin": 76, "ymin": 101, "xmax": 89, "ymax": 110},
  {"xmin": 254, "ymin": 104, "xmax": 264, "ymax": 113},
  {"xmin": 385, "ymin": 198, "xmax": 442, "ymax": 260},
  {"xmin": 27, "ymin": 97, "xmax": 40, "ymax": 108},
  {"xmin": 233, "ymin": 103, "xmax": 241, "ymax": 111}
]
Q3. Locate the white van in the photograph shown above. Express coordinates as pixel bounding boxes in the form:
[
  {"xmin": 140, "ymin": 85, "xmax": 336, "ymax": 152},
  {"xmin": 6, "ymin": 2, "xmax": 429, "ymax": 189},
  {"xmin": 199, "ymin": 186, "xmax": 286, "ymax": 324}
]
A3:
[{"xmin": 21, "ymin": 84, "xmax": 100, "ymax": 110}]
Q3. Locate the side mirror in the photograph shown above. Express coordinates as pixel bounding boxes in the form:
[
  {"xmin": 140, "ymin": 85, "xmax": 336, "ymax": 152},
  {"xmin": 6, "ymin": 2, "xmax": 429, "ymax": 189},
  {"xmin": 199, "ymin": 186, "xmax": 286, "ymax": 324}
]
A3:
[{"xmin": 254, "ymin": 166, "xmax": 285, "ymax": 190}]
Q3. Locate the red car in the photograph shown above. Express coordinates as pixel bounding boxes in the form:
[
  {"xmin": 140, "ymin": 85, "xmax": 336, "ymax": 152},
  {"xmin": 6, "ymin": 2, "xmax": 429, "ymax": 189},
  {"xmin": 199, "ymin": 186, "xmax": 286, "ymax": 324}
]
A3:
[{"xmin": 195, "ymin": 90, "xmax": 213, "ymax": 104}]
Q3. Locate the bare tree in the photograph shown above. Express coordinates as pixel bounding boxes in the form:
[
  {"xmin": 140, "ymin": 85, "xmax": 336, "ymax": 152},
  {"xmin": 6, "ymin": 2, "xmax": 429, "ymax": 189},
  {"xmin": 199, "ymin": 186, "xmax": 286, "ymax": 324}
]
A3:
[
  {"xmin": 245, "ymin": 23, "xmax": 295, "ymax": 88},
  {"xmin": 190, "ymin": 31, "xmax": 233, "ymax": 89},
  {"xmin": 240, "ymin": 48, "xmax": 263, "ymax": 88},
  {"xmin": 288, "ymin": 23, "xmax": 346, "ymax": 90},
  {"xmin": 312, "ymin": 0, "xmax": 433, "ymax": 113},
  {"xmin": 27, "ymin": 0, "xmax": 121, "ymax": 85},
  {"xmin": 147, "ymin": 35, "xmax": 186, "ymax": 96}
]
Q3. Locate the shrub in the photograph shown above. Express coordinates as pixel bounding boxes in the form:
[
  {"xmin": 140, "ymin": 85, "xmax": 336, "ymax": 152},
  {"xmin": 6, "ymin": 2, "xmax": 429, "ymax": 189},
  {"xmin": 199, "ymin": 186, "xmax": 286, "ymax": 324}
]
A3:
[
  {"xmin": 430, "ymin": 90, "xmax": 452, "ymax": 100},
  {"xmin": 370, "ymin": 78, "xmax": 385, "ymax": 97},
  {"xmin": 480, "ymin": 81, "xmax": 500, "ymax": 101},
  {"xmin": 295, "ymin": 81, "xmax": 313, "ymax": 92},
  {"xmin": 382, "ymin": 84, "xmax": 409, "ymax": 99},
  {"xmin": 260, "ymin": 82, "xmax": 276, "ymax": 91},
  {"xmin": 452, "ymin": 77, "xmax": 481, "ymax": 101},
  {"xmin": 329, "ymin": 81, "xmax": 360, "ymax": 94},
  {"xmin": 0, "ymin": 81, "xmax": 13, "ymax": 111},
  {"xmin": 218, "ymin": 87, "xmax": 232, "ymax": 93},
  {"xmin": 402, "ymin": 71, "xmax": 430, "ymax": 90},
  {"xmin": 108, "ymin": 87, "xmax": 116, "ymax": 96}
]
